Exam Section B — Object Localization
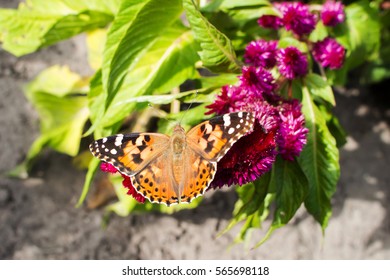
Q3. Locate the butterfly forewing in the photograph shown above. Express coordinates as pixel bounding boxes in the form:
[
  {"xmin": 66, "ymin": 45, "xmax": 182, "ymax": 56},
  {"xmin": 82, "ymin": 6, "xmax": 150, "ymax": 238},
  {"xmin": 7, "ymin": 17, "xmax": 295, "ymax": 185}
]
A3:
[
  {"xmin": 89, "ymin": 133, "xmax": 170, "ymax": 176},
  {"xmin": 186, "ymin": 112, "xmax": 255, "ymax": 161}
]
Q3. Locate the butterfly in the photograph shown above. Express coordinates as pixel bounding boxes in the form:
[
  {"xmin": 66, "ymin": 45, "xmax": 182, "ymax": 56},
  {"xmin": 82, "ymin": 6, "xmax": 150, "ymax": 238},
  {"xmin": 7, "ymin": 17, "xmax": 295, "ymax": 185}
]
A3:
[{"xmin": 89, "ymin": 112, "xmax": 255, "ymax": 206}]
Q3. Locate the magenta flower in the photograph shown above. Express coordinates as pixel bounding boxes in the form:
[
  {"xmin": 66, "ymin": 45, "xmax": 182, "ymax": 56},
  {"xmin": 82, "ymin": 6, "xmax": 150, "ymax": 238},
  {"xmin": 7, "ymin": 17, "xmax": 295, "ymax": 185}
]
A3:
[
  {"xmin": 121, "ymin": 175, "xmax": 146, "ymax": 203},
  {"xmin": 205, "ymin": 85, "xmax": 247, "ymax": 115},
  {"xmin": 100, "ymin": 162, "xmax": 118, "ymax": 174},
  {"xmin": 276, "ymin": 47, "xmax": 308, "ymax": 79},
  {"xmin": 257, "ymin": 15, "xmax": 283, "ymax": 29},
  {"xmin": 210, "ymin": 122, "xmax": 277, "ymax": 188},
  {"xmin": 244, "ymin": 40, "xmax": 278, "ymax": 69},
  {"xmin": 321, "ymin": 1, "xmax": 345, "ymax": 27},
  {"xmin": 99, "ymin": 162, "xmax": 146, "ymax": 203},
  {"xmin": 277, "ymin": 2, "xmax": 316, "ymax": 36},
  {"xmin": 239, "ymin": 66, "xmax": 277, "ymax": 98},
  {"xmin": 276, "ymin": 99, "xmax": 308, "ymax": 161},
  {"xmin": 312, "ymin": 37, "xmax": 345, "ymax": 70}
]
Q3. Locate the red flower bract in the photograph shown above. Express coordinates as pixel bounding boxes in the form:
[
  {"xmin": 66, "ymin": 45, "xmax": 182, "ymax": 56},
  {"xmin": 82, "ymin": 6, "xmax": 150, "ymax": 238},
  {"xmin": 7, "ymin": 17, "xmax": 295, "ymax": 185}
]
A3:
[
  {"xmin": 209, "ymin": 122, "xmax": 277, "ymax": 189},
  {"xmin": 205, "ymin": 85, "xmax": 247, "ymax": 115}
]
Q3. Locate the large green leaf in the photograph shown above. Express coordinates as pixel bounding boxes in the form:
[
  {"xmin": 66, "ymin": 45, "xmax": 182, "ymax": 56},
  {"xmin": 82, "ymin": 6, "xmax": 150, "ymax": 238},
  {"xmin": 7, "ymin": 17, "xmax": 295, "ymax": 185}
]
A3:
[
  {"xmin": 255, "ymin": 157, "xmax": 308, "ymax": 247},
  {"xmin": 0, "ymin": 0, "xmax": 118, "ymax": 56},
  {"xmin": 91, "ymin": 24, "xmax": 200, "ymax": 130},
  {"xmin": 24, "ymin": 66, "xmax": 89, "ymax": 157},
  {"xmin": 102, "ymin": 0, "xmax": 183, "ymax": 110},
  {"xmin": 183, "ymin": 0, "xmax": 241, "ymax": 73},
  {"xmin": 298, "ymin": 86, "xmax": 340, "ymax": 231},
  {"xmin": 304, "ymin": 73, "xmax": 335, "ymax": 106},
  {"xmin": 334, "ymin": 0, "xmax": 380, "ymax": 70}
]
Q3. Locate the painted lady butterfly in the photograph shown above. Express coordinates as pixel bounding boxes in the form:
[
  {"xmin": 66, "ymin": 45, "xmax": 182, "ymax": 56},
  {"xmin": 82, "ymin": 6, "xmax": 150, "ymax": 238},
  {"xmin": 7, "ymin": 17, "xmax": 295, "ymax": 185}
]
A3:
[{"xmin": 89, "ymin": 112, "xmax": 255, "ymax": 206}]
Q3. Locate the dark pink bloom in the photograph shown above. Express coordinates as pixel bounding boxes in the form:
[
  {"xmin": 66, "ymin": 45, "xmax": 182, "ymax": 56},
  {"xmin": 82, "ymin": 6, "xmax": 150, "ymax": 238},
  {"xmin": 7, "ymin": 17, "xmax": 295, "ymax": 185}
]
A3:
[
  {"xmin": 276, "ymin": 99, "xmax": 308, "ymax": 161},
  {"xmin": 239, "ymin": 66, "xmax": 277, "ymax": 98},
  {"xmin": 244, "ymin": 40, "xmax": 278, "ymax": 69},
  {"xmin": 100, "ymin": 162, "xmax": 118, "ymax": 174},
  {"xmin": 205, "ymin": 85, "xmax": 247, "ymax": 115},
  {"xmin": 277, "ymin": 2, "xmax": 316, "ymax": 36},
  {"xmin": 276, "ymin": 47, "xmax": 308, "ymax": 79},
  {"xmin": 99, "ymin": 162, "xmax": 145, "ymax": 203},
  {"xmin": 210, "ymin": 122, "xmax": 277, "ymax": 188},
  {"xmin": 321, "ymin": 1, "xmax": 345, "ymax": 27},
  {"xmin": 257, "ymin": 15, "xmax": 283, "ymax": 29},
  {"xmin": 312, "ymin": 37, "xmax": 345, "ymax": 69}
]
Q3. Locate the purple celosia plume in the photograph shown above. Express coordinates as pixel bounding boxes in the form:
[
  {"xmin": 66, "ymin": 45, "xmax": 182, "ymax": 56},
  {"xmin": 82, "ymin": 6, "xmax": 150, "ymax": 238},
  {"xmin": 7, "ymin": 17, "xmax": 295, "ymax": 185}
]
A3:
[
  {"xmin": 276, "ymin": 99, "xmax": 309, "ymax": 161},
  {"xmin": 239, "ymin": 66, "xmax": 277, "ymax": 99},
  {"xmin": 277, "ymin": 2, "xmax": 316, "ymax": 36},
  {"xmin": 321, "ymin": 0, "xmax": 345, "ymax": 27},
  {"xmin": 312, "ymin": 37, "xmax": 345, "ymax": 69},
  {"xmin": 276, "ymin": 46, "xmax": 308, "ymax": 79},
  {"xmin": 257, "ymin": 15, "xmax": 283, "ymax": 29},
  {"xmin": 244, "ymin": 40, "xmax": 278, "ymax": 69}
]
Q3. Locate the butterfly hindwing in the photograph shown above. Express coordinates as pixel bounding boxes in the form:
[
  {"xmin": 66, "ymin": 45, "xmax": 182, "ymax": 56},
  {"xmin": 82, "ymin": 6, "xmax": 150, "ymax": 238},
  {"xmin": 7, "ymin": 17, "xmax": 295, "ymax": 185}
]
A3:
[
  {"xmin": 186, "ymin": 112, "xmax": 255, "ymax": 161},
  {"xmin": 89, "ymin": 133, "xmax": 170, "ymax": 176}
]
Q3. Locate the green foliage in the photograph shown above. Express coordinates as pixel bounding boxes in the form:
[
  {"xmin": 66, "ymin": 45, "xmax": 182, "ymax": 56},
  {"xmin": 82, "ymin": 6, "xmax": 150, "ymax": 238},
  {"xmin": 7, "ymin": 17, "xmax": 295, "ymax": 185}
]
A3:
[{"xmin": 1, "ymin": 0, "xmax": 387, "ymax": 247}]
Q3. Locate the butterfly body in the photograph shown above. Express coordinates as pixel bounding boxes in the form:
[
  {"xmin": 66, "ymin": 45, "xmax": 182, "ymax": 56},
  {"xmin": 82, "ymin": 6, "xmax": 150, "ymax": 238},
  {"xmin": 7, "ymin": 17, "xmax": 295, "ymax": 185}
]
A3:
[{"xmin": 90, "ymin": 112, "xmax": 255, "ymax": 206}]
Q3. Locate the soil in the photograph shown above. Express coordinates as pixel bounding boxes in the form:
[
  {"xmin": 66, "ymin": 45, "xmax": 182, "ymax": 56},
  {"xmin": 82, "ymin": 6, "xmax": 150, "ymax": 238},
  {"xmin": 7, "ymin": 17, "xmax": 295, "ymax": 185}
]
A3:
[{"xmin": 1, "ymin": 1, "xmax": 390, "ymax": 260}]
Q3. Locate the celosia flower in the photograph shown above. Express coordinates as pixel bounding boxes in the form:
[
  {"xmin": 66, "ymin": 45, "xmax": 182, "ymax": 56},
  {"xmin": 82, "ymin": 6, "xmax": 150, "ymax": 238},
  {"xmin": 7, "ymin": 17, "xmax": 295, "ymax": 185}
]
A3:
[
  {"xmin": 276, "ymin": 47, "xmax": 308, "ymax": 79},
  {"xmin": 276, "ymin": 99, "xmax": 308, "ymax": 161},
  {"xmin": 100, "ymin": 162, "xmax": 118, "ymax": 173},
  {"xmin": 312, "ymin": 37, "xmax": 345, "ymax": 69},
  {"xmin": 257, "ymin": 15, "xmax": 283, "ymax": 29},
  {"xmin": 321, "ymin": 1, "xmax": 345, "ymax": 27},
  {"xmin": 205, "ymin": 85, "xmax": 247, "ymax": 115},
  {"xmin": 277, "ymin": 2, "xmax": 316, "ymax": 36},
  {"xmin": 239, "ymin": 66, "xmax": 277, "ymax": 98},
  {"xmin": 121, "ymin": 175, "xmax": 146, "ymax": 203},
  {"xmin": 99, "ymin": 162, "xmax": 145, "ymax": 203},
  {"xmin": 210, "ymin": 122, "xmax": 277, "ymax": 188},
  {"xmin": 244, "ymin": 40, "xmax": 278, "ymax": 69}
]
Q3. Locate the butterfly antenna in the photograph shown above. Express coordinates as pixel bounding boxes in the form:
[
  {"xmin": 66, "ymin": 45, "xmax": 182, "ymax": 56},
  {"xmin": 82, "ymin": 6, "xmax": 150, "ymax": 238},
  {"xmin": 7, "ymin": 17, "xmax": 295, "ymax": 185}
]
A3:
[{"xmin": 178, "ymin": 90, "xmax": 198, "ymax": 125}]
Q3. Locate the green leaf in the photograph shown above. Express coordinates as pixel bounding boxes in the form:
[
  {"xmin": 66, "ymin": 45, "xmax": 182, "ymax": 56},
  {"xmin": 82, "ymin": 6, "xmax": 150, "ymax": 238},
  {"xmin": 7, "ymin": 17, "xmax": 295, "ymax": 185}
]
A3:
[
  {"xmin": 305, "ymin": 73, "xmax": 335, "ymax": 106},
  {"xmin": 102, "ymin": 0, "xmax": 183, "ymax": 110},
  {"xmin": 76, "ymin": 157, "xmax": 100, "ymax": 207},
  {"xmin": 298, "ymin": 86, "xmax": 340, "ymax": 231},
  {"xmin": 278, "ymin": 37, "xmax": 308, "ymax": 52},
  {"xmin": 183, "ymin": 0, "xmax": 241, "ymax": 73},
  {"xmin": 24, "ymin": 66, "xmax": 89, "ymax": 158},
  {"xmin": 334, "ymin": 0, "xmax": 380, "ymax": 70},
  {"xmin": 97, "ymin": 26, "xmax": 199, "ymax": 129},
  {"xmin": 204, "ymin": 0, "xmax": 271, "ymax": 11},
  {"xmin": 309, "ymin": 21, "xmax": 328, "ymax": 43},
  {"xmin": 0, "ymin": 0, "xmax": 116, "ymax": 56},
  {"xmin": 254, "ymin": 158, "xmax": 308, "ymax": 247}
]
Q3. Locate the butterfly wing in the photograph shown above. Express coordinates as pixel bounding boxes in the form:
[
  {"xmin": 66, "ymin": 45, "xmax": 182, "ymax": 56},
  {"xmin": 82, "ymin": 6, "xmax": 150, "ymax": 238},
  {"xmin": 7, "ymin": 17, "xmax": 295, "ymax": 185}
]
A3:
[
  {"xmin": 130, "ymin": 152, "xmax": 180, "ymax": 206},
  {"xmin": 186, "ymin": 112, "xmax": 255, "ymax": 161},
  {"xmin": 89, "ymin": 133, "xmax": 170, "ymax": 176},
  {"xmin": 179, "ymin": 112, "xmax": 255, "ymax": 202}
]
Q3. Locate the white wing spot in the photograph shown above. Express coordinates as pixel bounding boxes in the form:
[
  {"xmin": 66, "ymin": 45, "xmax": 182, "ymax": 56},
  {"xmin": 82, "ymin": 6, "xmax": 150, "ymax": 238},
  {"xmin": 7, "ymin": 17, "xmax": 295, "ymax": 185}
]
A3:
[
  {"xmin": 105, "ymin": 148, "xmax": 109, "ymax": 152},
  {"xmin": 228, "ymin": 127, "xmax": 235, "ymax": 134},
  {"xmin": 102, "ymin": 137, "xmax": 108, "ymax": 143},
  {"xmin": 110, "ymin": 149, "xmax": 117, "ymax": 155},
  {"xmin": 115, "ymin": 135, "xmax": 124, "ymax": 147},
  {"xmin": 238, "ymin": 112, "xmax": 243, "ymax": 118},
  {"xmin": 236, "ymin": 124, "xmax": 241, "ymax": 129},
  {"xmin": 223, "ymin": 114, "xmax": 231, "ymax": 126},
  {"xmin": 240, "ymin": 119, "xmax": 244, "ymax": 123}
]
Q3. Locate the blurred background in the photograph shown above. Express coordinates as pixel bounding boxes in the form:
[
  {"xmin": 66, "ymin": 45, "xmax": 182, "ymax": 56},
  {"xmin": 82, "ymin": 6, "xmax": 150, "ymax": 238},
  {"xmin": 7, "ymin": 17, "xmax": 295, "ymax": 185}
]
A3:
[{"xmin": 1, "ymin": 0, "xmax": 390, "ymax": 259}]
